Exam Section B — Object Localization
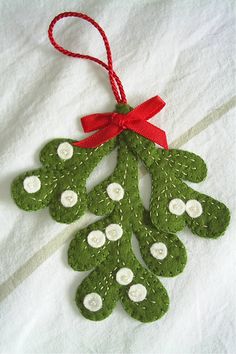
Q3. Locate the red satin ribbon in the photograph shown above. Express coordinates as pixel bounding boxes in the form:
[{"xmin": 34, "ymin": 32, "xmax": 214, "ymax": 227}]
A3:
[{"xmin": 73, "ymin": 95, "xmax": 168, "ymax": 149}]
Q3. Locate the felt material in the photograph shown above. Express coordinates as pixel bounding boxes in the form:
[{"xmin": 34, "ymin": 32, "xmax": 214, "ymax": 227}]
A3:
[
  {"xmin": 11, "ymin": 138, "xmax": 115, "ymax": 223},
  {"xmin": 116, "ymin": 103, "xmax": 230, "ymax": 238},
  {"xmin": 69, "ymin": 139, "xmax": 182, "ymax": 322},
  {"xmin": 134, "ymin": 212, "xmax": 187, "ymax": 277},
  {"xmin": 12, "ymin": 105, "xmax": 230, "ymax": 323},
  {"xmin": 123, "ymin": 130, "xmax": 230, "ymax": 238}
]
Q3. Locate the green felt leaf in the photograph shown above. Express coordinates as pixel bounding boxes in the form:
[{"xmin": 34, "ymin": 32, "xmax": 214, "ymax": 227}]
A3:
[
  {"xmin": 157, "ymin": 148, "xmax": 207, "ymax": 183},
  {"xmin": 40, "ymin": 138, "xmax": 116, "ymax": 169},
  {"xmin": 11, "ymin": 168, "xmax": 57, "ymax": 211},
  {"xmin": 134, "ymin": 223, "xmax": 187, "ymax": 277},
  {"xmin": 150, "ymin": 176, "xmax": 188, "ymax": 233},
  {"xmin": 87, "ymin": 178, "xmax": 115, "ymax": 216},
  {"xmin": 76, "ymin": 259, "xmax": 120, "ymax": 321},
  {"xmin": 40, "ymin": 138, "xmax": 87, "ymax": 169},
  {"xmin": 185, "ymin": 193, "xmax": 230, "ymax": 238},
  {"xmin": 49, "ymin": 170, "xmax": 87, "ymax": 224},
  {"xmin": 120, "ymin": 259, "xmax": 169, "ymax": 323},
  {"xmin": 150, "ymin": 174, "xmax": 230, "ymax": 238},
  {"xmin": 68, "ymin": 219, "xmax": 111, "ymax": 271}
]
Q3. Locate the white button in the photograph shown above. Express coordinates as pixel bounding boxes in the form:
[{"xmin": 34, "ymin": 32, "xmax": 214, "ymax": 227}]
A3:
[
  {"xmin": 105, "ymin": 224, "xmax": 123, "ymax": 241},
  {"xmin": 60, "ymin": 190, "xmax": 78, "ymax": 208},
  {"xmin": 106, "ymin": 183, "xmax": 124, "ymax": 201},
  {"xmin": 128, "ymin": 284, "xmax": 147, "ymax": 302},
  {"xmin": 83, "ymin": 293, "xmax": 103, "ymax": 312},
  {"xmin": 57, "ymin": 142, "xmax": 73, "ymax": 160},
  {"xmin": 186, "ymin": 199, "xmax": 203, "ymax": 218},
  {"xmin": 169, "ymin": 198, "xmax": 186, "ymax": 216},
  {"xmin": 87, "ymin": 230, "xmax": 106, "ymax": 248},
  {"xmin": 150, "ymin": 242, "xmax": 168, "ymax": 260},
  {"xmin": 116, "ymin": 268, "xmax": 134, "ymax": 285},
  {"xmin": 23, "ymin": 176, "xmax": 41, "ymax": 193}
]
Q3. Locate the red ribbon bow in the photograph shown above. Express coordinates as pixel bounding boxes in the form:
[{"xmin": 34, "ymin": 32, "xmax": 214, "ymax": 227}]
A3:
[{"xmin": 73, "ymin": 96, "xmax": 168, "ymax": 149}]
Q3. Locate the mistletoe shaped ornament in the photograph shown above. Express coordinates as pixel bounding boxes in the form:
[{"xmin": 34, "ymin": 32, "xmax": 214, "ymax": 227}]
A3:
[{"xmin": 12, "ymin": 12, "xmax": 230, "ymax": 323}]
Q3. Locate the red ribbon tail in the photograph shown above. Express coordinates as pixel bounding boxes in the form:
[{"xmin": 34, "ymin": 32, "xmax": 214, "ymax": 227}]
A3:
[
  {"xmin": 73, "ymin": 124, "xmax": 123, "ymax": 148},
  {"xmin": 128, "ymin": 120, "xmax": 169, "ymax": 149}
]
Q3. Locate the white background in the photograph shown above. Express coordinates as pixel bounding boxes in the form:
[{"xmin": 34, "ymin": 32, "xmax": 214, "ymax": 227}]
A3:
[{"xmin": 0, "ymin": 1, "xmax": 236, "ymax": 353}]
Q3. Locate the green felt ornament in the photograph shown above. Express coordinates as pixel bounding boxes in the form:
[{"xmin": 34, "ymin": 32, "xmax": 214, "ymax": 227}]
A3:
[
  {"xmin": 11, "ymin": 12, "xmax": 230, "ymax": 323},
  {"xmin": 12, "ymin": 103, "xmax": 230, "ymax": 323}
]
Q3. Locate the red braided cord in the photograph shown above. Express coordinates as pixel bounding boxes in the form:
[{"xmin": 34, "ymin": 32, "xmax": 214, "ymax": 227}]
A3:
[{"xmin": 48, "ymin": 12, "xmax": 127, "ymax": 103}]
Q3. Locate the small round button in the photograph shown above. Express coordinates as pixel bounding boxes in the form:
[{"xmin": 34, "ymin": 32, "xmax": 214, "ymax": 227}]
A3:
[
  {"xmin": 57, "ymin": 142, "xmax": 73, "ymax": 160},
  {"xmin": 186, "ymin": 199, "xmax": 203, "ymax": 218},
  {"xmin": 23, "ymin": 176, "xmax": 41, "ymax": 194},
  {"xmin": 169, "ymin": 198, "xmax": 186, "ymax": 216},
  {"xmin": 128, "ymin": 284, "xmax": 147, "ymax": 302},
  {"xmin": 116, "ymin": 268, "xmax": 134, "ymax": 285},
  {"xmin": 105, "ymin": 224, "xmax": 123, "ymax": 241},
  {"xmin": 60, "ymin": 190, "xmax": 78, "ymax": 208},
  {"xmin": 87, "ymin": 230, "xmax": 106, "ymax": 248},
  {"xmin": 83, "ymin": 293, "xmax": 103, "ymax": 312},
  {"xmin": 150, "ymin": 242, "xmax": 168, "ymax": 260},
  {"xmin": 106, "ymin": 183, "xmax": 124, "ymax": 201}
]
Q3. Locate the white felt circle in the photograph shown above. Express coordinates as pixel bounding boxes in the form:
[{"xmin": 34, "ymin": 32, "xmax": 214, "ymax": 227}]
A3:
[
  {"xmin": 87, "ymin": 230, "xmax": 106, "ymax": 248},
  {"xmin": 83, "ymin": 293, "xmax": 103, "ymax": 312},
  {"xmin": 105, "ymin": 224, "xmax": 123, "ymax": 241},
  {"xmin": 186, "ymin": 199, "xmax": 203, "ymax": 218},
  {"xmin": 116, "ymin": 267, "xmax": 134, "ymax": 285},
  {"xmin": 128, "ymin": 284, "xmax": 147, "ymax": 302},
  {"xmin": 23, "ymin": 176, "xmax": 41, "ymax": 194},
  {"xmin": 57, "ymin": 142, "xmax": 73, "ymax": 160},
  {"xmin": 150, "ymin": 242, "xmax": 168, "ymax": 260},
  {"xmin": 106, "ymin": 182, "xmax": 124, "ymax": 201},
  {"xmin": 60, "ymin": 190, "xmax": 78, "ymax": 208},
  {"xmin": 169, "ymin": 198, "xmax": 186, "ymax": 216}
]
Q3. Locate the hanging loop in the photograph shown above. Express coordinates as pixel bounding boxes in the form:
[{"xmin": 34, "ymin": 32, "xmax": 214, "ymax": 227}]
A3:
[{"xmin": 48, "ymin": 12, "xmax": 127, "ymax": 103}]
